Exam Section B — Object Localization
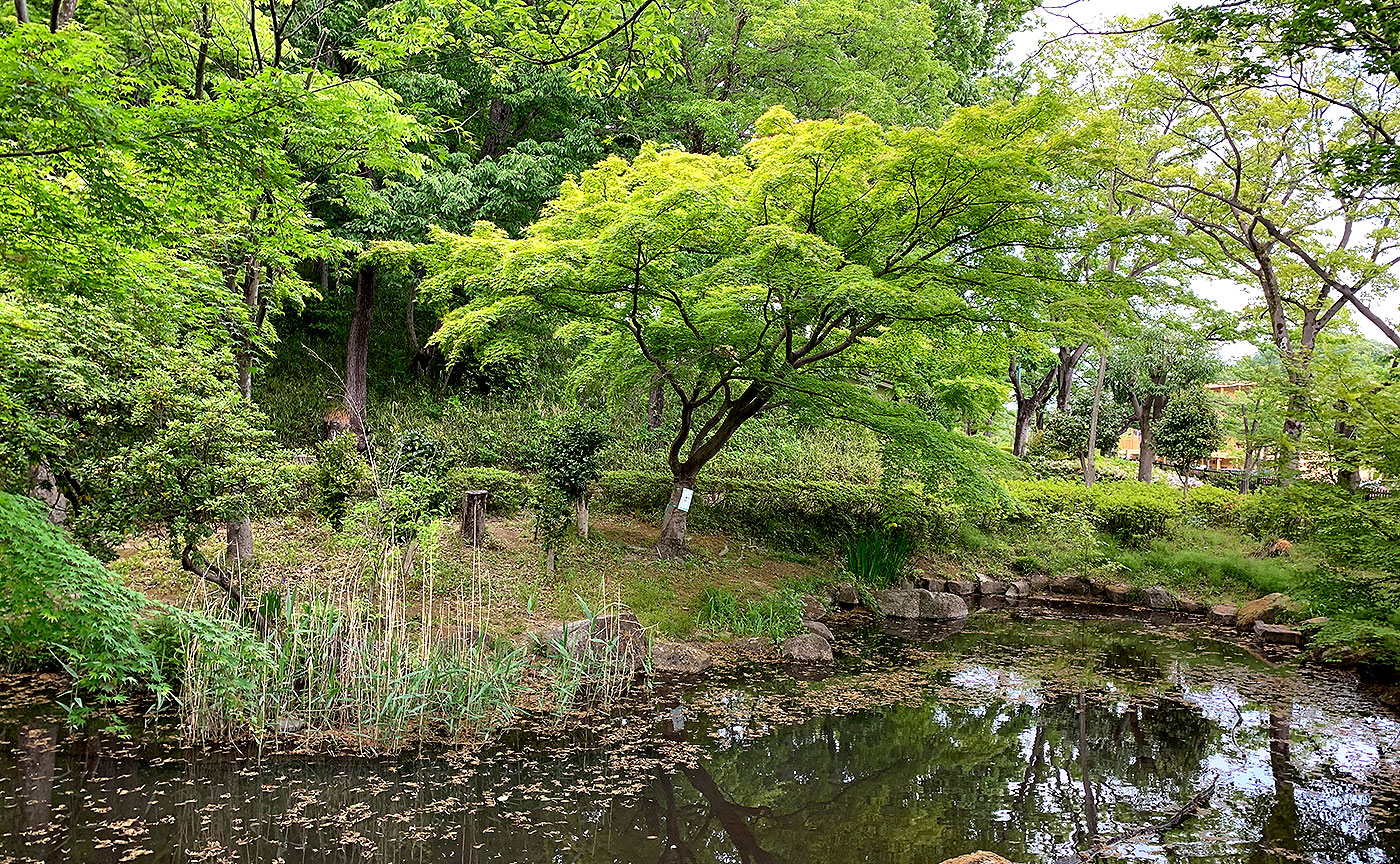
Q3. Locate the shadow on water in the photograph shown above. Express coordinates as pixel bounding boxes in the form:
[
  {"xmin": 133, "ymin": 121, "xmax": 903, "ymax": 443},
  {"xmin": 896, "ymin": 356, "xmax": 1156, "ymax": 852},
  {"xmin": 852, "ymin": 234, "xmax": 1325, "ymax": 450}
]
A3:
[{"xmin": 2, "ymin": 614, "xmax": 1399, "ymax": 863}]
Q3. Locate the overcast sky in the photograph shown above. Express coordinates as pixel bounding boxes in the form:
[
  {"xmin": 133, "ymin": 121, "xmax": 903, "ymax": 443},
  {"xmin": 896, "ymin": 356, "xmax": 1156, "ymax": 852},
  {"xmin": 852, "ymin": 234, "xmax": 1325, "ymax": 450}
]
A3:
[{"xmin": 1005, "ymin": 0, "xmax": 1400, "ymax": 359}]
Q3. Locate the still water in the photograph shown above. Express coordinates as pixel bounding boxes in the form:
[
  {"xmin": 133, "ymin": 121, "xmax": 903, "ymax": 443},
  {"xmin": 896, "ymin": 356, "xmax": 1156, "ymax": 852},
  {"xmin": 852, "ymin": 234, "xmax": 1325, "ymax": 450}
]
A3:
[{"xmin": 2, "ymin": 612, "xmax": 1398, "ymax": 864}]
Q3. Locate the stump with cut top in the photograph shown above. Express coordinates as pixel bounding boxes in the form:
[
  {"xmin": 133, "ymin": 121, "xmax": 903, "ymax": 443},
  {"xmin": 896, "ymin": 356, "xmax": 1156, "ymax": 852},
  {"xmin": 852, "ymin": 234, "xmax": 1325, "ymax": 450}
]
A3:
[{"xmin": 460, "ymin": 490, "xmax": 488, "ymax": 547}]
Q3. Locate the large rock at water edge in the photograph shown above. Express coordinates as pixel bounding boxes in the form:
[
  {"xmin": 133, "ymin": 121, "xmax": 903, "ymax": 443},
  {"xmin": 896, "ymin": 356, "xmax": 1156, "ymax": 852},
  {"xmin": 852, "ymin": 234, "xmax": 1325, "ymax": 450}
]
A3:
[
  {"xmin": 651, "ymin": 642, "xmax": 713, "ymax": 675},
  {"xmin": 1209, "ymin": 604, "xmax": 1238, "ymax": 627},
  {"xmin": 536, "ymin": 612, "xmax": 647, "ymax": 673},
  {"xmin": 1049, "ymin": 575, "xmax": 1093, "ymax": 596},
  {"xmin": 1103, "ymin": 583, "xmax": 1130, "ymax": 604},
  {"xmin": 1005, "ymin": 580, "xmax": 1033, "ymax": 599},
  {"xmin": 936, "ymin": 853, "xmax": 1015, "ymax": 864},
  {"xmin": 921, "ymin": 591, "xmax": 969, "ymax": 620},
  {"xmin": 801, "ymin": 594, "xmax": 827, "ymax": 621},
  {"xmin": 875, "ymin": 588, "xmax": 923, "ymax": 618},
  {"xmin": 833, "ymin": 582, "xmax": 861, "ymax": 608},
  {"xmin": 1254, "ymin": 621, "xmax": 1305, "ymax": 646},
  {"xmin": 802, "ymin": 619, "xmax": 836, "ymax": 644},
  {"xmin": 945, "ymin": 579, "xmax": 976, "ymax": 596},
  {"xmin": 1236, "ymin": 593, "xmax": 1293, "ymax": 631},
  {"xmin": 919, "ymin": 576, "xmax": 947, "ymax": 593},
  {"xmin": 976, "ymin": 575, "xmax": 1007, "ymax": 596},
  {"xmin": 780, "ymin": 633, "xmax": 834, "ymax": 663},
  {"xmin": 1144, "ymin": 586, "xmax": 1176, "ymax": 610}
]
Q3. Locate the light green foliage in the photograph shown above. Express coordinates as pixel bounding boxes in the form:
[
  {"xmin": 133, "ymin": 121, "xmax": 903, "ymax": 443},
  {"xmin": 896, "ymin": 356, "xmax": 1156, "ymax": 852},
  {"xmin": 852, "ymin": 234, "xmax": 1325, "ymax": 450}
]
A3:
[
  {"xmin": 544, "ymin": 423, "xmax": 611, "ymax": 502},
  {"xmin": 425, "ymin": 101, "xmax": 1094, "ymax": 536},
  {"xmin": 1183, "ymin": 485, "xmax": 1245, "ymax": 530},
  {"xmin": 695, "ymin": 587, "xmax": 805, "ymax": 640},
  {"xmin": 1042, "ymin": 390, "xmax": 1132, "ymax": 466},
  {"xmin": 1010, "ymin": 479, "xmax": 1180, "ymax": 546},
  {"xmin": 0, "ymin": 494, "xmax": 168, "ymax": 717},
  {"xmin": 447, "ymin": 467, "xmax": 531, "ymax": 514}
]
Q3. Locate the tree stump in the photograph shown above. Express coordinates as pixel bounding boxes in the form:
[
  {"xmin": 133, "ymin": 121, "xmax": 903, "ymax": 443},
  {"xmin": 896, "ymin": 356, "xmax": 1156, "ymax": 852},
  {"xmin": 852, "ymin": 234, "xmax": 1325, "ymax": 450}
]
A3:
[{"xmin": 460, "ymin": 490, "xmax": 488, "ymax": 547}]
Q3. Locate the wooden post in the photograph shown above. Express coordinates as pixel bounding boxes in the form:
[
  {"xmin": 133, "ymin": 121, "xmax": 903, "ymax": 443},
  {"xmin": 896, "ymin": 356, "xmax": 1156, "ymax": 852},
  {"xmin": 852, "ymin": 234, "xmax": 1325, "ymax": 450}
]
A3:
[{"xmin": 461, "ymin": 490, "xmax": 488, "ymax": 547}]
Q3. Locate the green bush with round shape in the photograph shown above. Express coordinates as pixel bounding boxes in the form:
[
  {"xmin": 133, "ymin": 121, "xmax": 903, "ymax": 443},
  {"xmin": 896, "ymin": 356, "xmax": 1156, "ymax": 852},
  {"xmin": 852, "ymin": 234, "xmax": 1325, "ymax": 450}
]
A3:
[
  {"xmin": 446, "ymin": 467, "xmax": 531, "ymax": 515},
  {"xmin": 1087, "ymin": 481, "xmax": 1179, "ymax": 546},
  {"xmin": 1183, "ymin": 484, "xmax": 1244, "ymax": 530}
]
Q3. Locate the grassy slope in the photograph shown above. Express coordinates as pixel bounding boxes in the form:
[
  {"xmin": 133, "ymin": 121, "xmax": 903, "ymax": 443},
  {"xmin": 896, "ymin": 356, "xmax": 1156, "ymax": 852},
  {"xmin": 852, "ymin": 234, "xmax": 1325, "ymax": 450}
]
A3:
[{"xmin": 112, "ymin": 512, "xmax": 838, "ymax": 643}]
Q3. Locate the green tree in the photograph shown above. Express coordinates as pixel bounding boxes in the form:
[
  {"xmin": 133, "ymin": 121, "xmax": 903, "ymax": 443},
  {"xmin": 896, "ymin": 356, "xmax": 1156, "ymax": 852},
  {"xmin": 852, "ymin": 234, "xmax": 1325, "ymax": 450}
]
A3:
[
  {"xmin": 422, "ymin": 101, "xmax": 1096, "ymax": 556},
  {"xmin": 1154, "ymin": 385, "xmax": 1224, "ymax": 495},
  {"xmin": 1042, "ymin": 388, "xmax": 1132, "ymax": 476}
]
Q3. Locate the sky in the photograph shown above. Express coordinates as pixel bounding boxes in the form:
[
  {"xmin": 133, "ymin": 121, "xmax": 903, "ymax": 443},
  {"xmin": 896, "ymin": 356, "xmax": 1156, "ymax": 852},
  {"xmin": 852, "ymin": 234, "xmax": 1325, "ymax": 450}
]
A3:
[{"xmin": 1005, "ymin": 0, "xmax": 1400, "ymax": 360}]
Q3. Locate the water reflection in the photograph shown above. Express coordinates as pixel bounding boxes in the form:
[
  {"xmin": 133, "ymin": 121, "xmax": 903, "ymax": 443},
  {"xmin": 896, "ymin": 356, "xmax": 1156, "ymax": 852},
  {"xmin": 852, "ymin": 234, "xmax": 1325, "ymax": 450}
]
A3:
[{"xmin": 1, "ymin": 617, "xmax": 1396, "ymax": 863}]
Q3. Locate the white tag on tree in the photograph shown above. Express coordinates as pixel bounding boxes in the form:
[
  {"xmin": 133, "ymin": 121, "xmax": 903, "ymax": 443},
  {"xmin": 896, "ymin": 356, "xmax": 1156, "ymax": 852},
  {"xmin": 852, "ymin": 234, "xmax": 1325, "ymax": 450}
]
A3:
[{"xmin": 676, "ymin": 488, "xmax": 694, "ymax": 513}]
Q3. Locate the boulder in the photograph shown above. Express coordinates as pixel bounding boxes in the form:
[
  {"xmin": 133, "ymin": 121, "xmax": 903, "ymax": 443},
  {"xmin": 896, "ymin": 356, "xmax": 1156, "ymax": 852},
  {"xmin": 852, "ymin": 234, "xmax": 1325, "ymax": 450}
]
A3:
[
  {"xmin": 1049, "ymin": 575, "xmax": 1093, "ymax": 596},
  {"xmin": 1236, "ymin": 593, "xmax": 1292, "ymax": 631},
  {"xmin": 945, "ymin": 579, "xmax": 977, "ymax": 596},
  {"xmin": 802, "ymin": 619, "xmax": 836, "ymax": 644},
  {"xmin": 875, "ymin": 588, "xmax": 923, "ymax": 619},
  {"xmin": 537, "ymin": 612, "xmax": 647, "ymax": 673},
  {"xmin": 1029, "ymin": 575, "xmax": 1050, "ymax": 592},
  {"xmin": 1144, "ymin": 586, "xmax": 1176, "ymax": 610},
  {"xmin": 919, "ymin": 576, "xmax": 947, "ymax": 593},
  {"xmin": 920, "ymin": 591, "xmax": 969, "ymax": 620},
  {"xmin": 1303, "ymin": 616, "xmax": 1330, "ymax": 630},
  {"xmin": 275, "ymin": 714, "xmax": 306, "ymax": 734},
  {"xmin": 730, "ymin": 637, "xmax": 773, "ymax": 657},
  {"xmin": 1209, "ymin": 604, "xmax": 1238, "ymax": 627},
  {"xmin": 1180, "ymin": 598, "xmax": 1205, "ymax": 614},
  {"xmin": 936, "ymin": 853, "xmax": 1014, "ymax": 864},
  {"xmin": 651, "ymin": 642, "xmax": 713, "ymax": 675},
  {"xmin": 833, "ymin": 582, "xmax": 861, "ymax": 608},
  {"xmin": 978, "ymin": 594, "xmax": 1009, "ymax": 611},
  {"xmin": 1254, "ymin": 621, "xmax": 1305, "ymax": 646},
  {"xmin": 1005, "ymin": 580, "xmax": 1033, "ymax": 599},
  {"xmin": 801, "ymin": 595, "xmax": 828, "ymax": 621},
  {"xmin": 780, "ymin": 633, "xmax": 834, "ymax": 663},
  {"xmin": 977, "ymin": 576, "xmax": 1007, "ymax": 596},
  {"xmin": 1103, "ymin": 583, "xmax": 1130, "ymax": 604}
]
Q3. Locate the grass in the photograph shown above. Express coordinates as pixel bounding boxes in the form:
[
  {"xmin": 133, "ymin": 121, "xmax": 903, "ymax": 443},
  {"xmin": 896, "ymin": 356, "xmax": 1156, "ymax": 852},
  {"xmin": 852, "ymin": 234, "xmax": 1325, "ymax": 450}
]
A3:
[{"xmin": 693, "ymin": 587, "xmax": 806, "ymax": 641}]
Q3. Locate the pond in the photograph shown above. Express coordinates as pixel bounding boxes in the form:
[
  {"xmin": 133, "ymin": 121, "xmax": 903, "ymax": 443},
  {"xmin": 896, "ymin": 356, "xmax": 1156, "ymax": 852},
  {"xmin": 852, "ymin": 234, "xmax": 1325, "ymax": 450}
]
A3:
[{"xmin": 2, "ymin": 611, "xmax": 1398, "ymax": 863}]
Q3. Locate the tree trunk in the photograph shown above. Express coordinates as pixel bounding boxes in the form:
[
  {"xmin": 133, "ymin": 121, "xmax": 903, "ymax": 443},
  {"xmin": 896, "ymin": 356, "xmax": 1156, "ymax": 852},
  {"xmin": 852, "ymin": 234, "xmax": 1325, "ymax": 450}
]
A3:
[
  {"xmin": 14, "ymin": 0, "xmax": 29, "ymax": 24},
  {"xmin": 545, "ymin": 544, "xmax": 556, "ymax": 576},
  {"xmin": 345, "ymin": 262, "xmax": 376, "ymax": 447},
  {"xmin": 225, "ymin": 259, "xmax": 259, "ymax": 568},
  {"xmin": 647, "ymin": 384, "xmax": 665, "ymax": 449},
  {"xmin": 655, "ymin": 478, "xmax": 695, "ymax": 559},
  {"xmin": 1239, "ymin": 448, "xmax": 1255, "ymax": 493},
  {"xmin": 405, "ymin": 280, "xmax": 419, "ymax": 362},
  {"xmin": 460, "ymin": 490, "xmax": 488, "ymax": 547},
  {"xmin": 1137, "ymin": 412, "xmax": 1155, "ymax": 482},
  {"xmin": 479, "ymin": 97, "xmax": 513, "ymax": 159},
  {"xmin": 225, "ymin": 518, "xmax": 253, "ymax": 568},
  {"xmin": 1084, "ymin": 351, "xmax": 1107, "ymax": 487},
  {"xmin": 1012, "ymin": 409, "xmax": 1034, "ymax": 457},
  {"xmin": 576, "ymin": 495, "xmax": 589, "ymax": 540},
  {"xmin": 48, "ymin": 0, "xmax": 75, "ymax": 29}
]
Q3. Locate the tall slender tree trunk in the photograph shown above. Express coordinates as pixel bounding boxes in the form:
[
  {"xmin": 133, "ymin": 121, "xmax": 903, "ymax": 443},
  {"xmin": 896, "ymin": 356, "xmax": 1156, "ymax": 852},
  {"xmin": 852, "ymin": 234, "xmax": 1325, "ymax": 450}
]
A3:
[
  {"xmin": 647, "ymin": 384, "xmax": 665, "ymax": 449},
  {"xmin": 405, "ymin": 281, "xmax": 419, "ymax": 363},
  {"xmin": 225, "ymin": 259, "xmax": 259, "ymax": 568},
  {"xmin": 576, "ymin": 495, "xmax": 589, "ymax": 540},
  {"xmin": 14, "ymin": 0, "xmax": 30, "ymax": 24},
  {"xmin": 1012, "ymin": 408, "xmax": 1034, "ymax": 457},
  {"xmin": 1084, "ymin": 351, "xmax": 1108, "ymax": 487},
  {"xmin": 345, "ymin": 262, "xmax": 376, "ymax": 447},
  {"xmin": 48, "ymin": 0, "xmax": 75, "ymax": 29},
  {"xmin": 1239, "ymin": 448, "xmax": 1255, "ymax": 493}
]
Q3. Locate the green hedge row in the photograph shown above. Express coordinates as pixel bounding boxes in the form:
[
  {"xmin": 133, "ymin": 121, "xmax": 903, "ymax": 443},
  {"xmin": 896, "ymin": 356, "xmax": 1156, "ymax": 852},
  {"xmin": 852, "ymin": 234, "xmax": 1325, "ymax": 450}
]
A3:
[
  {"xmin": 445, "ymin": 466, "xmax": 531, "ymax": 515},
  {"xmin": 597, "ymin": 471, "xmax": 960, "ymax": 553},
  {"xmin": 1007, "ymin": 479, "xmax": 1183, "ymax": 546}
]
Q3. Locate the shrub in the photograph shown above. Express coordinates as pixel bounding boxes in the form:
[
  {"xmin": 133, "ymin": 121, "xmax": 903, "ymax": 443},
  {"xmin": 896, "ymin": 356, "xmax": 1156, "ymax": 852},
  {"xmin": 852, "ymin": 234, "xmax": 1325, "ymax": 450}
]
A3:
[
  {"xmin": 595, "ymin": 472, "xmax": 961, "ymax": 553},
  {"xmin": 312, "ymin": 434, "xmax": 368, "ymax": 530},
  {"xmin": 251, "ymin": 457, "xmax": 316, "ymax": 516},
  {"xmin": 847, "ymin": 532, "xmax": 912, "ymax": 588},
  {"xmin": 1088, "ymin": 482, "xmax": 1179, "ymax": 546},
  {"xmin": 446, "ymin": 466, "xmax": 531, "ymax": 515},
  {"xmin": 1184, "ymin": 485, "xmax": 1244, "ymax": 530},
  {"xmin": 1005, "ymin": 479, "xmax": 1091, "ymax": 520}
]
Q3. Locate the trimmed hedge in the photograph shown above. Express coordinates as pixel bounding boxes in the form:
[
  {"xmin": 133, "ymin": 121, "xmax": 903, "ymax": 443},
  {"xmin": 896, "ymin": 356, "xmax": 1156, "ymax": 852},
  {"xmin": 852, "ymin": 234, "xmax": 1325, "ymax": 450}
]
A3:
[
  {"xmin": 1008, "ymin": 479, "xmax": 1181, "ymax": 546},
  {"xmin": 446, "ymin": 466, "xmax": 530, "ymax": 515},
  {"xmin": 596, "ymin": 471, "xmax": 959, "ymax": 553},
  {"xmin": 1183, "ymin": 484, "xmax": 1244, "ymax": 530}
]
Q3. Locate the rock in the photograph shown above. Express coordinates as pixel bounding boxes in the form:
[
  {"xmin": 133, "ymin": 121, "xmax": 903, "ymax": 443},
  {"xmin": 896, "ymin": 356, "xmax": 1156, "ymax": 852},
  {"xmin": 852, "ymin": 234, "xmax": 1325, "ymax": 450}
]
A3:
[
  {"xmin": 729, "ymin": 637, "xmax": 772, "ymax": 657},
  {"xmin": 1088, "ymin": 580, "xmax": 1107, "ymax": 597},
  {"xmin": 1303, "ymin": 616, "xmax": 1330, "ymax": 629},
  {"xmin": 536, "ymin": 612, "xmax": 647, "ymax": 673},
  {"xmin": 1029, "ymin": 575, "xmax": 1050, "ymax": 592},
  {"xmin": 802, "ymin": 619, "xmax": 836, "ymax": 644},
  {"xmin": 875, "ymin": 588, "xmax": 923, "ymax": 618},
  {"xmin": 945, "ymin": 579, "xmax": 976, "ymax": 596},
  {"xmin": 801, "ymin": 595, "xmax": 827, "ymax": 621},
  {"xmin": 1236, "ymin": 593, "xmax": 1292, "ymax": 631},
  {"xmin": 833, "ymin": 582, "xmax": 861, "ymax": 608},
  {"xmin": 651, "ymin": 642, "xmax": 713, "ymax": 675},
  {"xmin": 275, "ymin": 714, "xmax": 306, "ymax": 734},
  {"xmin": 936, "ymin": 853, "xmax": 1015, "ymax": 864},
  {"xmin": 1209, "ymin": 604, "xmax": 1238, "ymax": 627},
  {"xmin": 1144, "ymin": 586, "xmax": 1175, "ymax": 610},
  {"xmin": 1180, "ymin": 598, "xmax": 1205, "ymax": 614},
  {"xmin": 1049, "ymin": 575, "xmax": 1093, "ymax": 596},
  {"xmin": 920, "ymin": 591, "xmax": 969, "ymax": 620},
  {"xmin": 1005, "ymin": 580, "xmax": 1033, "ymax": 599},
  {"xmin": 780, "ymin": 633, "xmax": 834, "ymax": 663},
  {"xmin": 977, "ymin": 576, "xmax": 1007, "ymax": 596},
  {"xmin": 1317, "ymin": 643, "xmax": 1357, "ymax": 666},
  {"xmin": 1103, "ymin": 583, "xmax": 1130, "ymax": 604},
  {"xmin": 978, "ymin": 594, "xmax": 1009, "ymax": 611},
  {"xmin": 1254, "ymin": 621, "xmax": 1305, "ymax": 646},
  {"xmin": 919, "ymin": 576, "xmax": 947, "ymax": 593}
]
